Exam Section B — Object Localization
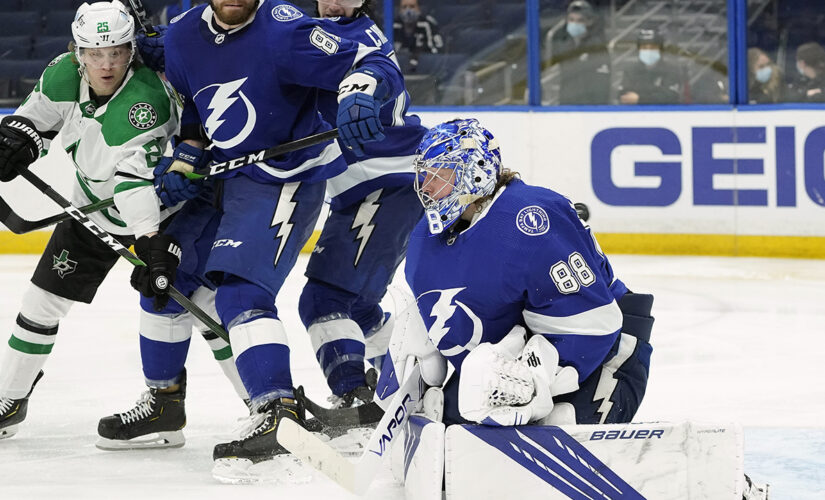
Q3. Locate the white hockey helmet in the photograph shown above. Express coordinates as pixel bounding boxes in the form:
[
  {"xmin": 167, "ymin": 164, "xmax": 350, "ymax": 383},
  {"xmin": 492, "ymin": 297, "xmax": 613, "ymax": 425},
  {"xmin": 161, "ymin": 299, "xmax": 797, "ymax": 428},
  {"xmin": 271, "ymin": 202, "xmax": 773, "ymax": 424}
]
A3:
[{"xmin": 72, "ymin": 1, "xmax": 135, "ymax": 49}]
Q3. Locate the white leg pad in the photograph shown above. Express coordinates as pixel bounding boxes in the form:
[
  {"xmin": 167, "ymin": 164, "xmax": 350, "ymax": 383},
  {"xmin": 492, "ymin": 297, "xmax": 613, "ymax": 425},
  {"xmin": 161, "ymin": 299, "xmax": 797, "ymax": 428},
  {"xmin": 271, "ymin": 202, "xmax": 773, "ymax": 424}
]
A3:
[
  {"xmin": 445, "ymin": 421, "xmax": 746, "ymax": 500},
  {"xmin": 390, "ymin": 415, "xmax": 445, "ymax": 500}
]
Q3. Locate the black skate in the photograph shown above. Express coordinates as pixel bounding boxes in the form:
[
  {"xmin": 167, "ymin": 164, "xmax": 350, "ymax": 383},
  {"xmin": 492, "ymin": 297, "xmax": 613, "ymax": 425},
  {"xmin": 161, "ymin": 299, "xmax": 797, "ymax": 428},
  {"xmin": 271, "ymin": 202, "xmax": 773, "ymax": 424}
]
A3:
[
  {"xmin": 212, "ymin": 397, "xmax": 312, "ymax": 484},
  {"xmin": 0, "ymin": 370, "xmax": 44, "ymax": 439},
  {"xmin": 96, "ymin": 370, "xmax": 187, "ymax": 450}
]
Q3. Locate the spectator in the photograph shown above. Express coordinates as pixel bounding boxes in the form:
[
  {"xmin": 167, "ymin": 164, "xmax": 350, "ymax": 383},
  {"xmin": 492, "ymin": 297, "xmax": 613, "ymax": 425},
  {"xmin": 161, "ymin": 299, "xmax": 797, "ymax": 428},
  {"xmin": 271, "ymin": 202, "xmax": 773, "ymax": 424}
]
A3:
[
  {"xmin": 786, "ymin": 42, "xmax": 825, "ymax": 102},
  {"xmin": 747, "ymin": 47, "xmax": 783, "ymax": 104},
  {"xmin": 618, "ymin": 27, "xmax": 685, "ymax": 105},
  {"xmin": 392, "ymin": 0, "xmax": 443, "ymax": 72},
  {"xmin": 545, "ymin": 0, "xmax": 610, "ymax": 105}
]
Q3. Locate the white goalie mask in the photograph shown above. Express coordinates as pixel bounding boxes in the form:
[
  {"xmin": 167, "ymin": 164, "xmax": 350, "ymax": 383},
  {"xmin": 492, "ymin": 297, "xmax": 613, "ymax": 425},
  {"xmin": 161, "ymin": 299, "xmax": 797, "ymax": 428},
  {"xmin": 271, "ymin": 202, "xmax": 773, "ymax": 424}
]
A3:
[
  {"xmin": 72, "ymin": 1, "xmax": 136, "ymax": 71},
  {"xmin": 414, "ymin": 118, "xmax": 503, "ymax": 235}
]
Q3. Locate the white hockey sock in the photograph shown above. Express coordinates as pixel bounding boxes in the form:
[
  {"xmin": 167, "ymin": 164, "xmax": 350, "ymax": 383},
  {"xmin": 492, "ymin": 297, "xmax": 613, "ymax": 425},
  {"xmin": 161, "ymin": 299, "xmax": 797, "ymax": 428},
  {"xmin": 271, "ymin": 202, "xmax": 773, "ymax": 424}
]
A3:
[{"xmin": 0, "ymin": 285, "xmax": 73, "ymax": 399}]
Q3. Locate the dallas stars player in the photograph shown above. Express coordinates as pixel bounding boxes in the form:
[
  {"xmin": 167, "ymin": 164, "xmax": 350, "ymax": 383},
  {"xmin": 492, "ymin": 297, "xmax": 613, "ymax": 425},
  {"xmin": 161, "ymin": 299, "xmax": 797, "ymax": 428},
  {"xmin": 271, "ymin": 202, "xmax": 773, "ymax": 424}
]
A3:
[{"xmin": 0, "ymin": 1, "xmax": 234, "ymax": 442}]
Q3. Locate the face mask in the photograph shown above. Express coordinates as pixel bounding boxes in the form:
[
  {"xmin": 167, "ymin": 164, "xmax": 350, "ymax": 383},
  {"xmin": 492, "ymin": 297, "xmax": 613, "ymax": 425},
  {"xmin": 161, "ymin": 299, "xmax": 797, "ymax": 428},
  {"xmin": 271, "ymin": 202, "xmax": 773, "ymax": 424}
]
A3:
[
  {"xmin": 797, "ymin": 62, "xmax": 807, "ymax": 77},
  {"xmin": 401, "ymin": 7, "xmax": 417, "ymax": 23},
  {"xmin": 566, "ymin": 22, "xmax": 587, "ymax": 38},
  {"xmin": 755, "ymin": 66, "xmax": 772, "ymax": 83},
  {"xmin": 639, "ymin": 49, "xmax": 661, "ymax": 67}
]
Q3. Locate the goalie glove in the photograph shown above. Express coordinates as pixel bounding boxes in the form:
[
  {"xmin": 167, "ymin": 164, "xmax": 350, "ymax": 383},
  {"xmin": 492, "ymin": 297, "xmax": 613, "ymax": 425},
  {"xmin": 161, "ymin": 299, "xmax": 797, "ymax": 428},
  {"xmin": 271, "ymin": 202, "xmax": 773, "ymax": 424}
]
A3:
[{"xmin": 458, "ymin": 328, "xmax": 579, "ymax": 426}]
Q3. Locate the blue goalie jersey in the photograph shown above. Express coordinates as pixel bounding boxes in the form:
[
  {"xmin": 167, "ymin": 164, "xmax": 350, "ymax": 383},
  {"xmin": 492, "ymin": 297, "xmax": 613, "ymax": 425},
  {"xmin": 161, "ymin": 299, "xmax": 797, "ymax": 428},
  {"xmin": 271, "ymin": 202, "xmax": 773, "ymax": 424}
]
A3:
[
  {"xmin": 405, "ymin": 179, "xmax": 629, "ymax": 382},
  {"xmin": 164, "ymin": 1, "xmax": 404, "ymax": 184},
  {"xmin": 314, "ymin": 14, "xmax": 427, "ymax": 209}
]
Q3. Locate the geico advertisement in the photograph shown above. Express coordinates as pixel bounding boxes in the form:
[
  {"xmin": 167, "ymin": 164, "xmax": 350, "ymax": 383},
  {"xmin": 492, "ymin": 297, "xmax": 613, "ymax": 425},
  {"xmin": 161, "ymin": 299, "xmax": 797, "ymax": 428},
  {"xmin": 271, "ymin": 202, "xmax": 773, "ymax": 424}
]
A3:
[{"xmin": 419, "ymin": 110, "xmax": 825, "ymax": 237}]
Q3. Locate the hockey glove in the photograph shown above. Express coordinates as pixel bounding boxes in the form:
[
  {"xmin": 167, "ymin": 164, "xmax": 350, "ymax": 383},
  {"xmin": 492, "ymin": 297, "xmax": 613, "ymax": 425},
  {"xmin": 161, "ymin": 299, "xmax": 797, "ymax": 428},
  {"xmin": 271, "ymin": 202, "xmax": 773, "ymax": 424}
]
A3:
[
  {"xmin": 0, "ymin": 115, "xmax": 43, "ymax": 182},
  {"xmin": 153, "ymin": 142, "xmax": 210, "ymax": 207},
  {"xmin": 130, "ymin": 233, "xmax": 182, "ymax": 312},
  {"xmin": 337, "ymin": 69, "xmax": 388, "ymax": 157},
  {"xmin": 136, "ymin": 24, "xmax": 167, "ymax": 73}
]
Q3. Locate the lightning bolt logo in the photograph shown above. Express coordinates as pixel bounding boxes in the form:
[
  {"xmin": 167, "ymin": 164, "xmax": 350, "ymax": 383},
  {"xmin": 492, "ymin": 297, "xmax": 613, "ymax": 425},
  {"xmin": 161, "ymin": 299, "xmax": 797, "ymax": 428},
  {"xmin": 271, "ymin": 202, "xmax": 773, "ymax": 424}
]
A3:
[
  {"xmin": 592, "ymin": 334, "xmax": 637, "ymax": 423},
  {"xmin": 196, "ymin": 78, "xmax": 256, "ymax": 149},
  {"xmin": 351, "ymin": 189, "xmax": 382, "ymax": 267},
  {"xmin": 422, "ymin": 287, "xmax": 464, "ymax": 348},
  {"xmin": 270, "ymin": 183, "xmax": 300, "ymax": 266}
]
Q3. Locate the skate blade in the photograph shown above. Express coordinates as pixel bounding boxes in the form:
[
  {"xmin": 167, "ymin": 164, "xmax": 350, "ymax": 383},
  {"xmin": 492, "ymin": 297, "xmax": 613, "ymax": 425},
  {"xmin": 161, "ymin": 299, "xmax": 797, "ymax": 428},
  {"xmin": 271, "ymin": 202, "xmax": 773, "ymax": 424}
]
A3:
[
  {"xmin": 95, "ymin": 431, "xmax": 185, "ymax": 450},
  {"xmin": 0, "ymin": 425, "xmax": 19, "ymax": 440},
  {"xmin": 212, "ymin": 455, "xmax": 314, "ymax": 485}
]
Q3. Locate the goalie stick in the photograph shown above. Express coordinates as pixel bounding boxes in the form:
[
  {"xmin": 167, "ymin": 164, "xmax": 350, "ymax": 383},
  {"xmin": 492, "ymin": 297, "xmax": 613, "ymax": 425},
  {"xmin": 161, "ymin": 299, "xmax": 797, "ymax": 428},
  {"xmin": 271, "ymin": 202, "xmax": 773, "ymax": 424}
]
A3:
[
  {"xmin": 278, "ymin": 363, "xmax": 424, "ymax": 495},
  {"xmin": 14, "ymin": 167, "xmax": 230, "ymax": 343}
]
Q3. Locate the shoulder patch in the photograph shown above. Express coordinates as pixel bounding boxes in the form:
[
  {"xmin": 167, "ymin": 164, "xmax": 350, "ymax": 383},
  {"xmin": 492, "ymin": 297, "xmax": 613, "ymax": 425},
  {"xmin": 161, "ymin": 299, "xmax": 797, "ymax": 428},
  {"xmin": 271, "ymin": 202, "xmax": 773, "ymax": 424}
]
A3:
[
  {"xmin": 516, "ymin": 205, "xmax": 550, "ymax": 236},
  {"xmin": 128, "ymin": 102, "xmax": 158, "ymax": 130},
  {"xmin": 272, "ymin": 4, "xmax": 303, "ymax": 22},
  {"xmin": 310, "ymin": 26, "xmax": 340, "ymax": 55}
]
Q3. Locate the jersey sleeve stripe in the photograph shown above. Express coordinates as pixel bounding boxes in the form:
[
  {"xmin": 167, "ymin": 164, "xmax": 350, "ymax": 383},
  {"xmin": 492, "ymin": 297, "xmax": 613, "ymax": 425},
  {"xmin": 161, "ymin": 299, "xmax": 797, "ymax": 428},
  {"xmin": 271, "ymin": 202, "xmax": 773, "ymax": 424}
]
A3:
[{"xmin": 522, "ymin": 301, "xmax": 623, "ymax": 337}]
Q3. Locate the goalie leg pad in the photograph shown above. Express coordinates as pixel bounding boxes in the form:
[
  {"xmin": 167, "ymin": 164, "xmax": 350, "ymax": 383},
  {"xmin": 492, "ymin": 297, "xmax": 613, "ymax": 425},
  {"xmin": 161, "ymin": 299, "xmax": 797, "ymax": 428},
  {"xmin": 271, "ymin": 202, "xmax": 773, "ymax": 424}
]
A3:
[{"xmin": 394, "ymin": 415, "xmax": 445, "ymax": 500}]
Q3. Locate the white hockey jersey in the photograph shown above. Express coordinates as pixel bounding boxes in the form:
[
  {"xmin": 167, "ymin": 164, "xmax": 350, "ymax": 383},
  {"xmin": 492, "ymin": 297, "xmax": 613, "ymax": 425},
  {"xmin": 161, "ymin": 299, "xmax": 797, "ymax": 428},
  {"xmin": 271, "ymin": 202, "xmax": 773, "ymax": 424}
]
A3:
[{"xmin": 16, "ymin": 53, "xmax": 179, "ymax": 237}]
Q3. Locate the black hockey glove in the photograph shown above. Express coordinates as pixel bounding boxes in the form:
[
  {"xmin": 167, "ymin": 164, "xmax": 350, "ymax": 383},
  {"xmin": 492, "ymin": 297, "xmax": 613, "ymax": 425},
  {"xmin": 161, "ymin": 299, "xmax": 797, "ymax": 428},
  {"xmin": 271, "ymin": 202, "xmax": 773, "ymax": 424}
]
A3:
[
  {"xmin": 0, "ymin": 115, "xmax": 43, "ymax": 182},
  {"xmin": 130, "ymin": 233, "xmax": 182, "ymax": 312}
]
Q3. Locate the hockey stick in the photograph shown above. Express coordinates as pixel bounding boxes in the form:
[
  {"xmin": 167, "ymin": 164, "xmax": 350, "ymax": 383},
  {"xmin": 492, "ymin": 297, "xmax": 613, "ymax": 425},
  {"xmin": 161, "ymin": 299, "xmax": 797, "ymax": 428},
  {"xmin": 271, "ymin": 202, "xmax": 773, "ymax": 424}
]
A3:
[
  {"xmin": 185, "ymin": 128, "xmax": 340, "ymax": 179},
  {"xmin": 278, "ymin": 363, "xmax": 423, "ymax": 495},
  {"xmin": 0, "ymin": 195, "xmax": 115, "ymax": 234},
  {"xmin": 126, "ymin": 0, "xmax": 160, "ymax": 37},
  {"xmin": 14, "ymin": 167, "xmax": 230, "ymax": 343},
  {"xmin": 295, "ymin": 385, "xmax": 385, "ymax": 428}
]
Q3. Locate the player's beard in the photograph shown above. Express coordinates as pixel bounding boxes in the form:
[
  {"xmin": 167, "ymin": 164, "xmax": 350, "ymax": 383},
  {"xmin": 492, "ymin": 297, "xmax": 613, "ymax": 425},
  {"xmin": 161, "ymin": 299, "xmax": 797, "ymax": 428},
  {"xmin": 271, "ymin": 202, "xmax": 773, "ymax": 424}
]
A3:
[{"xmin": 210, "ymin": 0, "xmax": 258, "ymax": 26}]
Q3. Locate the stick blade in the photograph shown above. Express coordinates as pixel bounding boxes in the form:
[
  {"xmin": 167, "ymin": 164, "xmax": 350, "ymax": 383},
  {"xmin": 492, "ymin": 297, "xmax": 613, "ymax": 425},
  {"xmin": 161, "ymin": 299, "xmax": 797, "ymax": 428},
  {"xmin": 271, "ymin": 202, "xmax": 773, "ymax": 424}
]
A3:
[{"xmin": 277, "ymin": 419, "xmax": 363, "ymax": 494}]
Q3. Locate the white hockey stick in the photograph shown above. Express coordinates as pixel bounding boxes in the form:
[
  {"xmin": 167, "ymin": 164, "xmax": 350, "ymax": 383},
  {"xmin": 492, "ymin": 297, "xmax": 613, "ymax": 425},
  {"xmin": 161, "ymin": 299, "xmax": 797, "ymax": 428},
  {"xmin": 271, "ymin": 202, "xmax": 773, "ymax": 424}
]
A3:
[{"xmin": 278, "ymin": 363, "xmax": 423, "ymax": 495}]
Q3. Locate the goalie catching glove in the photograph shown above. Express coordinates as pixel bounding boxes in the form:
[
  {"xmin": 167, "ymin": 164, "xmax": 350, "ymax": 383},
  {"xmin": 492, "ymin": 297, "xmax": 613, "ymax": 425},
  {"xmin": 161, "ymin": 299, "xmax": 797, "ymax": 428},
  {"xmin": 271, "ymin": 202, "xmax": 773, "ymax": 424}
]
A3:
[
  {"xmin": 458, "ymin": 326, "xmax": 580, "ymax": 426},
  {"xmin": 337, "ymin": 68, "xmax": 388, "ymax": 157},
  {"xmin": 0, "ymin": 116, "xmax": 43, "ymax": 183},
  {"xmin": 130, "ymin": 233, "xmax": 182, "ymax": 312}
]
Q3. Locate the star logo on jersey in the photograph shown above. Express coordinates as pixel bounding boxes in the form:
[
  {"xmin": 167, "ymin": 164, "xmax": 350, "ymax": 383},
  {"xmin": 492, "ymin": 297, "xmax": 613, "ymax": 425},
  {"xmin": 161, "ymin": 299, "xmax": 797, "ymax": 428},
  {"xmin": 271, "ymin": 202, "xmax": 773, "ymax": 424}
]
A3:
[
  {"xmin": 272, "ymin": 5, "xmax": 303, "ymax": 22},
  {"xmin": 516, "ymin": 205, "xmax": 550, "ymax": 236},
  {"xmin": 194, "ymin": 78, "xmax": 257, "ymax": 149},
  {"xmin": 52, "ymin": 249, "xmax": 77, "ymax": 278},
  {"xmin": 128, "ymin": 102, "xmax": 158, "ymax": 130},
  {"xmin": 419, "ymin": 288, "xmax": 483, "ymax": 357}
]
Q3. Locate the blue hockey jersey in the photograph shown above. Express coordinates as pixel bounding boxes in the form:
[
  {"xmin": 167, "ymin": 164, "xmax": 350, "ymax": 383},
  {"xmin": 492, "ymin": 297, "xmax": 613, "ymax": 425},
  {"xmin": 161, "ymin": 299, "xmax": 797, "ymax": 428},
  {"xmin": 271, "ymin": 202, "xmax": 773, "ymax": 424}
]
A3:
[
  {"xmin": 314, "ymin": 14, "xmax": 427, "ymax": 209},
  {"xmin": 163, "ymin": 1, "xmax": 404, "ymax": 184},
  {"xmin": 405, "ymin": 179, "xmax": 629, "ymax": 381}
]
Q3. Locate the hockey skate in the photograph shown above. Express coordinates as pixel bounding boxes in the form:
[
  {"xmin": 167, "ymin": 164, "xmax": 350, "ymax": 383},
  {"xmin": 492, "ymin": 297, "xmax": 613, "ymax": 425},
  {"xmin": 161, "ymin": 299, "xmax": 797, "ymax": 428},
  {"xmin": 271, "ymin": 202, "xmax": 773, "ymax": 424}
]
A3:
[
  {"xmin": 0, "ymin": 370, "xmax": 44, "ymax": 440},
  {"xmin": 96, "ymin": 370, "xmax": 186, "ymax": 450},
  {"xmin": 212, "ymin": 397, "xmax": 314, "ymax": 484}
]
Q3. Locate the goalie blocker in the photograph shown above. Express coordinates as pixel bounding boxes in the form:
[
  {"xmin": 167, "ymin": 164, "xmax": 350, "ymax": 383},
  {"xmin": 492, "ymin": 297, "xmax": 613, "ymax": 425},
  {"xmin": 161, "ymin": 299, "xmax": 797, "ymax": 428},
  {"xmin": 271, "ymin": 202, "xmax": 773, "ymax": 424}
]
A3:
[{"xmin": 397, "ymin": 419, "xmax": 765, "ymax": 500}]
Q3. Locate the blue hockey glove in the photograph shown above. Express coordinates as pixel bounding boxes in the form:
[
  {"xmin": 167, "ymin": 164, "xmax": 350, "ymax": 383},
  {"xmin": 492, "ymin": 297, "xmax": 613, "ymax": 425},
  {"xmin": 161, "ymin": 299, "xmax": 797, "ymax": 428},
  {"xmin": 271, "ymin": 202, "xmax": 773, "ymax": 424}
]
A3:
[
  {"xmin": 136, "ymin": 24, "xmax": 167, "ymax": 73},
  {"xmin": 336, "ymin": 69, "xmax": 388, "ymax": 157},
  {"xmin": 153, "ymin": 142, "xmax": 211, "ymax": 207}
]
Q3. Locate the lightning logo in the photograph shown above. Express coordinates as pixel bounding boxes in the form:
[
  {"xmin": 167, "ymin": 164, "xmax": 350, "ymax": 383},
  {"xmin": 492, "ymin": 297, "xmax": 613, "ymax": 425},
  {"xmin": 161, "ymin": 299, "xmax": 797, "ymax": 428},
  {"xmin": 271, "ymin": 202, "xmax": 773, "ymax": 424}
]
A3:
[
  {"xmin": 420, "ymin": 288, "xmax": 482, "ymax": 356},
  {"xmin": 271, "ymin": 183, "xmax": 299, "ymax": 266},
  {"xmin": 592, "ymin": 334, "xmax": 637, "ymax": 423},
  {"xmin": 196, "ymin": 78, "xmax": 257, "ymax": 149},
  {"xmin": 351, "ymin": 189, "xmax": 382, "ymax": 267}
]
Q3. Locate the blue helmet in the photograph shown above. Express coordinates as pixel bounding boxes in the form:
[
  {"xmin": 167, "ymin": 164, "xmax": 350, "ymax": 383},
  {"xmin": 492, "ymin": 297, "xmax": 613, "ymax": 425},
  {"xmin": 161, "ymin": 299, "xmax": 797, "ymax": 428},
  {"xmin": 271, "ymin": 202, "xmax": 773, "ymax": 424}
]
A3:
[{"xmin": 414, "ymin": 118, "xmax": 502, "ymax": 235}]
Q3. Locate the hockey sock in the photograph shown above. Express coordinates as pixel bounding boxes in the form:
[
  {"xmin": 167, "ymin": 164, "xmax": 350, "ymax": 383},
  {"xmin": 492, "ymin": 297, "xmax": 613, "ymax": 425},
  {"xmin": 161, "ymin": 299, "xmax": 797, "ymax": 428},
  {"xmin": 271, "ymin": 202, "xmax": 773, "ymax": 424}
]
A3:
[
  {"xmin": 138, "ymin": 309, "xmax": 192, "ymax": 387},
  {"xmin": 0, "ymin": 285, "xmax": 73, "ymax": 399},
  {"xmin": 307, "ymin": 316, "xmax": 367, "ymax": 396}
]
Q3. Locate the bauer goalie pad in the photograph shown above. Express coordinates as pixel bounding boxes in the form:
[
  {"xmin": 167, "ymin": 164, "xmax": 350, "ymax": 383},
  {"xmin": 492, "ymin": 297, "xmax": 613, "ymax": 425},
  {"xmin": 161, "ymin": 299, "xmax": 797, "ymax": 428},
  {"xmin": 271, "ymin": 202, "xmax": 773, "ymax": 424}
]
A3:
[{"xmin": 444, "ymin": 421, "xmax": 746, "ymax": 500}]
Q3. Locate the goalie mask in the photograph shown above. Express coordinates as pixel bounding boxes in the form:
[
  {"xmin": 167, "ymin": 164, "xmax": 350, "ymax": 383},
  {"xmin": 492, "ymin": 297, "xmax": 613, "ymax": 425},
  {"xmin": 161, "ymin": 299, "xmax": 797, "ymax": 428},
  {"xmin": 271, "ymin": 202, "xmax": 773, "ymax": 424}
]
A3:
[
  {"xmin": 72, "ymin": 1, "xmax": 136, "ymax": 72},
  {"xmin": 414, "ymin": 118, "xmax": 502, "ymax": 235}
]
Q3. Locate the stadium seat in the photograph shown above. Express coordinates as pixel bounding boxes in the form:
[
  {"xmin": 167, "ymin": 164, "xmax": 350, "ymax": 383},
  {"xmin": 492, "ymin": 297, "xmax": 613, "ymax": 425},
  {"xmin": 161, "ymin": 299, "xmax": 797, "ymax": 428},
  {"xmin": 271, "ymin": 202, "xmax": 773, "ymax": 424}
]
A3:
[
  {"xmin": 0, "ymin": 36, "xmax": 32, "ymax": 60},
  {"xmin": 415, "ymin": 53, "xmax": 467, "ymax": 81},
  {"xmin": 451, "ymin": 28, "xmax": 505, "ymax": 53},
  {"xmin": 0, "ymin": 11, "xmax": 43, "ymax": 37},
  {"xmin": 31, "ymin": 36, "xmax": 72, "ymax": 60},
  {"xmin": 44, "ymin": 10, "xmax": 76, "ymax": 37}
]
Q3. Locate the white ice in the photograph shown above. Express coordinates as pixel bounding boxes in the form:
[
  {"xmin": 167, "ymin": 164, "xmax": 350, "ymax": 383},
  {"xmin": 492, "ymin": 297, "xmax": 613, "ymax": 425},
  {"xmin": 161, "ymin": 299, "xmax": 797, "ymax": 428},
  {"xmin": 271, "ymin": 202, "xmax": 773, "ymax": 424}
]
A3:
[{"xmin": 0, "ymin": 254, "xmax": 823, "ymax": 499}]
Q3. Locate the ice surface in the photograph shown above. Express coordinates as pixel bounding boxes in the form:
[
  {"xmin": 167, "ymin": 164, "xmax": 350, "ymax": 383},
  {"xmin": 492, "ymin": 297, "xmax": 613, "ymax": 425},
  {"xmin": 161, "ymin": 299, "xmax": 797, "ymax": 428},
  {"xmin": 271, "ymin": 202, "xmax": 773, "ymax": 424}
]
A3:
[{"xmin": 0, "ymin": 254, "xmax": 823, "ymax": 499}]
